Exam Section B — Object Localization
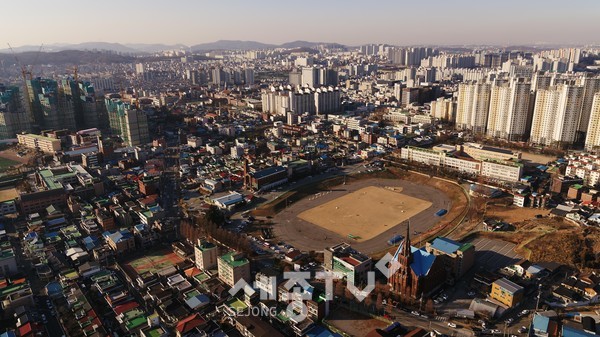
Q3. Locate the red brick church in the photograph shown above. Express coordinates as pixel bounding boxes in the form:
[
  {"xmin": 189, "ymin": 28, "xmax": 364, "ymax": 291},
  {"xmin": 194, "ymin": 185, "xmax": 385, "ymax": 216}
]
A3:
[{"xmin": 389, "ymin": 224, "xmax": 446, "ymax": 300}]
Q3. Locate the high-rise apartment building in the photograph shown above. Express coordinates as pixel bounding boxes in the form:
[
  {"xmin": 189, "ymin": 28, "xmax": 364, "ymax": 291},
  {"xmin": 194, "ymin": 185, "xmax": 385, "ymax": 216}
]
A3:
[
  {"xmin": 105, "ymin": 98, "xmax": 150, "ymax": 147},
  {"xmin": 584, "ymin": 93, "xmax": 600, "ymax": 151},
  {"xmin": 288, "ymin": 71, "xmax": 302, "ymax": 86},
  {"xmin": 26, "ymin": 78, "xmax": 76, "ymax": 131},
  {"xmin": 430, "ymin": 97, "xmax": 456, "ymax": 122},
  {"xmin": 456, "ymin": 81, "xmax": 491, "ymax": 134},
  {"xmin": 314, "ymin": 87, "xmax": 341, "ymax": 114},
  {"xmin": 0, "ymin": 85, "xmax": 31, "ymax": 139},
  {"xmin": 194, "ymin": 238, "xmax": 218, "ymax": 271},
  {"xmin": 301, "ymin": 67, "xmax": 319, "ymax": 88},
  {"xmin": 530, "ymin": 84, "xmax": 584, "ymax": 147},
  {"xmin": 61, "ymin": 80, "xmax": 108, "ymax": 131},
  {"xmin": 217, "ymin": 252, "xmax": 250, "ymax": 287},
  {"xmin": 244, "ymin": 68, "xmax": 254, "ymax": 85},
  {"xmin": 577, "ymin": 75, "xmax": 600, "ymax": 135},
  {"xmin": 262, "ymin": 85, "xmax": 339, "ymax": 116},
  {"xmin": 486, "ymin": 78, "xmax": 532, "ymax": 141}
]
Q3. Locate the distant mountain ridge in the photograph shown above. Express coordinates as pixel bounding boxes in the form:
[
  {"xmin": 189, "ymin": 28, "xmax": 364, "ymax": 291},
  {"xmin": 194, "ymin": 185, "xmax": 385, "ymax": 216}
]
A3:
[{"xmin": 1, "ymin": 40, "xmax": 346, "ymax": 54}]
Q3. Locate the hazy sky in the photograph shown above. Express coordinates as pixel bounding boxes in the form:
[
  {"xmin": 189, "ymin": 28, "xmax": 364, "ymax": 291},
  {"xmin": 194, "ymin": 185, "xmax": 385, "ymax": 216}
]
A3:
[{"xmin": 6, "ymin": 0, "xmax": 600, "ymax": 47}]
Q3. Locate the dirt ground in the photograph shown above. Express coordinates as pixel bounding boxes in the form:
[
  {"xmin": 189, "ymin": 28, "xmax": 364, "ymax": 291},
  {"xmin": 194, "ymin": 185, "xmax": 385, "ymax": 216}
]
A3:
[
  {"xmin": 474, "ymin": 215, "xmax": 600, "ymax": 270},
  {"xmin": 520, "ymin": 151, "xmax": 557, "ymax": 165},
  {"xmin": 327, "ymin": 307, "xmax": 388, "ymax": 337},
  {"xmin": 298, "ymin": 186, "xmax": 431, "ymax": 242},
  {"xmin": 0, "ymin": 147, "xmax": 30, "ymax": 165},
  {"xmin": 486, "ymin": 205, "xmax": 551, "ymax": 223},
  {"xmin": 0, "ymin": 188, "xmax": 19, "ymax": 202}
]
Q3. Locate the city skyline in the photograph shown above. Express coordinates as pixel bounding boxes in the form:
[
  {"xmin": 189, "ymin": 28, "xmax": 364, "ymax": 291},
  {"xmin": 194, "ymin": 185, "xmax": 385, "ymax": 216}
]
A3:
[{"xmin": 4, "ymin": 0, "xmax": 600, "ymax": 48}]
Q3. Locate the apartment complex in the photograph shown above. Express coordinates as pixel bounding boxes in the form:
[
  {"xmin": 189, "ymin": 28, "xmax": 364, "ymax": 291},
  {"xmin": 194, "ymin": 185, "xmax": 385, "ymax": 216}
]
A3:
[{"xmin": 261, "ymin": 85, "xmax": 340, "ymax": 116}]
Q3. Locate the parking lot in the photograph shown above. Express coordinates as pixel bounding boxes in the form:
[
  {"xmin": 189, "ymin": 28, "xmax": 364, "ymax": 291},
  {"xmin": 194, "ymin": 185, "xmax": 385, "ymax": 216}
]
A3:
[{"xmin": 468, "ymin": 237, "xmax": 522, "ymax": 270}]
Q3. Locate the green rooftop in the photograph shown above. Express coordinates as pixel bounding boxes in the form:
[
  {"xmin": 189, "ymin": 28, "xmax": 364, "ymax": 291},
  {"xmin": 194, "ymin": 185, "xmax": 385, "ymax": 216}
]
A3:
[
  {"xmin": 0, "ymin": 283, "xmax": 28, "ymax": 297},
  {"xmin": 145, "ymin": 327, "xmax": 165, "ymax": 337},
  {"xmin": 194, "ymin": 272, "xmax": 210, "ymax": 283},
  {"xmin": 226, "ymin": 298, "xmax": 248, "ymax": 312},
  {"xmin": 198, "ymin": 241, "xmax": 216, "ymax": 251},
  {"xmin": 125, "ymin": 316, "xmax": 146, "ymax": 330},
  {"xmin": 185, "ymin": 289, "xmax": 201, "ymax": 300},
  {"xmin": 458, "ymin": 243, "xmax": 474, "ymax": 252},
  {"xmin": 219, "ymin": 252, "xmax": 249, "ymax": 268}
]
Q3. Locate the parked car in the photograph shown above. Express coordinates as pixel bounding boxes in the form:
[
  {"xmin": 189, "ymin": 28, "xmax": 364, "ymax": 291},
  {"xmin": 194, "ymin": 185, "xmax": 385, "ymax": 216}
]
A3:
[{"xmin": 448, "ymin": 322, "xmax": 457, "ymax": 328}]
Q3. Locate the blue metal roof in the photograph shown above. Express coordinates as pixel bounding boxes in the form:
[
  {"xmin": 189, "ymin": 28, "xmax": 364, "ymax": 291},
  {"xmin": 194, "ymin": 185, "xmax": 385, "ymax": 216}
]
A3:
[
  {"xmin": 393, "ymin": 242, "xmax": 437, "ymax": 277},
  {"xmin": 251, "ymin": 166, "xmax": 286, "ymax": 179},
  {"xmin": 533, "ymin": 314, "xmax": 550, "ymax": 333},
  {"xmin": 306, "ymin": 325, "xmax": 342, "ymax": 337},
  {"xmin": 430, "ymin": 237, "xmax": 462, "ymax": 255},
  {"xmin": 562, "ymin": 325, "xmax": 596, "ymax": 337},
  {"xmin": 410, "ymin": 247, "xmax": 436, "ymax": 277}
]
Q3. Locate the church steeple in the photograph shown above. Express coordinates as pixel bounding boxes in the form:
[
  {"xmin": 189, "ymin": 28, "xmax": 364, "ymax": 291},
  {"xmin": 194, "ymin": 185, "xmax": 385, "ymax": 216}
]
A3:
[{"xmin": 401, "ymin": 220, "xmax": 412, "ymax": 258}]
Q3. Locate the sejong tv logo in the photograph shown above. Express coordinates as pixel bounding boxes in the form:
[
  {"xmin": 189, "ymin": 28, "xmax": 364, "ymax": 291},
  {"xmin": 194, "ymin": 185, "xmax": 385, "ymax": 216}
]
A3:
[{"xmin": 228, "ymin": 253, "xmax": 401, "ymax": 322}]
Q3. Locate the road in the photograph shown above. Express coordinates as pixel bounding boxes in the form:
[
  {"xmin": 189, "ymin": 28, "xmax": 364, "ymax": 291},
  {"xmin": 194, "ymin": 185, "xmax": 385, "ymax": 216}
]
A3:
[{"xmin": 386, "ymin": 306, "xmax": 474, "ymax": 337}]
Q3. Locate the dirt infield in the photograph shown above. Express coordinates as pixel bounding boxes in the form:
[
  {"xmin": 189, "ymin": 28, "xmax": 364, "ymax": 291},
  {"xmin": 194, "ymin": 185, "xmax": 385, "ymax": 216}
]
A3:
[
  {"xmin": 298, "ymin": 186, "xmax": 431, "ymax": 241},
  {"xmin": 273, "ymin": 178, "xmax": 452, "ymax": 254},
  {"xmin": 0, "ymin": 187, "xmax": 18, "ymax": 202}
]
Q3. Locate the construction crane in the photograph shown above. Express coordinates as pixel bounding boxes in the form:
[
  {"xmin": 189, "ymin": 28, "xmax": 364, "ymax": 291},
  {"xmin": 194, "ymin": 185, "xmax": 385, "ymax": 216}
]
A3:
[
  {"xmin": 67, "ymin": 65, "xmax": 79, "ymax": 81},
  {"xmin": 7, "ymin": 43, "xmax": 32, "ymax": 81},
  {"xmin": 31, "ymin": 43, "xmax": 44, "ymax": 78}
]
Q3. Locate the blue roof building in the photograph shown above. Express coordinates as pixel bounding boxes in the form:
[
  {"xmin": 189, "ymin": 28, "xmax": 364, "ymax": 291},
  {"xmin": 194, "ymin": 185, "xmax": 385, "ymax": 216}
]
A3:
[{"xmin": 425, "ymin": 236, "xmax": 475, "ymax": 280}]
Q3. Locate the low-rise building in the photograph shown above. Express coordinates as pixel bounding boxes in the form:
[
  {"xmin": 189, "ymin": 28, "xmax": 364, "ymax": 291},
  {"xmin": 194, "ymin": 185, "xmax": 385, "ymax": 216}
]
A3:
[
  {"xmin": 103, "ymin": 229, "xmax": 135, "ymax": 255},
  {"xmin": 17, "ymin": 133, "xmax": 61, "ymax": 153},
  {"xmin": 324, "ymin": 243, "xmax": 372, "ymax": 285},
  {"xmin": 490, "ymin": 277, "xmax": 524, "ymax": 308},
  {"xmin": 400, "ymin": 145, "xmax": 523, "ymax": 182},
  {"xmin": 0, "ymin": 248, "xmax": 17, "ymax": 276}
]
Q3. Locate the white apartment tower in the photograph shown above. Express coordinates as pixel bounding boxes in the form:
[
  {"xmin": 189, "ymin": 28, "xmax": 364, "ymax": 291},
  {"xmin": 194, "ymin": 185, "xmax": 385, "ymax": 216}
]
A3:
[
  {"xmin": 530, "ymin": 84, "xmax": 584, "ymax": 147},
  {"xmin": 584, "ymin": 93, "xmax": 600, "ymax": 151},
  {"xmin": 486, "ymin": 78, "xmax": 532, "ymax": 141},
  {"xmin": 577, "ymin": 75, "xmax": 600, "ymax": 134},
  {"xmin": 301, "ymin": 67, "xmax": 319, "ymax": 88},
  {"xmin": 456, "ymin": 81, "xmax": 491, "ymax": 134}
]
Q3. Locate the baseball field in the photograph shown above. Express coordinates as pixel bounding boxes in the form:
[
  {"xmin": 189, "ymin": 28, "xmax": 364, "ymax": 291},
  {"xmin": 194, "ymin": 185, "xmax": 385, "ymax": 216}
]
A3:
[{"xmin": 297, "ymin": 186, "xmax": 432, "ymax": 241}]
